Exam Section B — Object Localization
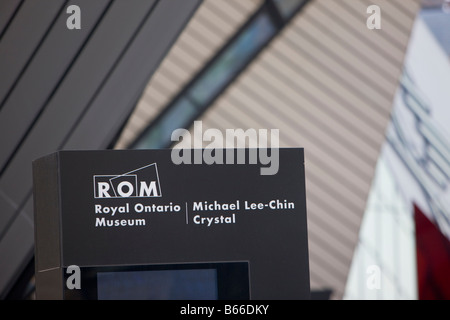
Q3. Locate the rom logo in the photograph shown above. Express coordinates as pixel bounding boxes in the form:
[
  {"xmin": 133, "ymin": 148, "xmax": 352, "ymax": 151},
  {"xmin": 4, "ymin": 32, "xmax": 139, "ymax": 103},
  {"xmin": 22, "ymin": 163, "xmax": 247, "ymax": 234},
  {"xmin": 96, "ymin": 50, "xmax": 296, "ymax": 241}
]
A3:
[{"xmin": 94, "ymin": 163, "xmax": 162, "ymax": 198}]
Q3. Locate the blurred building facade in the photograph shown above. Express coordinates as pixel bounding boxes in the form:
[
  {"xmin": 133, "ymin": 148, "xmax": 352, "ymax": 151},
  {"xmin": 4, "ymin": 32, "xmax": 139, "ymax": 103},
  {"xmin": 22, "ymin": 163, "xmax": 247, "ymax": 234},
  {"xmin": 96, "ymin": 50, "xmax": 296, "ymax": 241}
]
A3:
[{"xmin": 345, "ymin": 6, "xmax": 450, "ymax": 299}]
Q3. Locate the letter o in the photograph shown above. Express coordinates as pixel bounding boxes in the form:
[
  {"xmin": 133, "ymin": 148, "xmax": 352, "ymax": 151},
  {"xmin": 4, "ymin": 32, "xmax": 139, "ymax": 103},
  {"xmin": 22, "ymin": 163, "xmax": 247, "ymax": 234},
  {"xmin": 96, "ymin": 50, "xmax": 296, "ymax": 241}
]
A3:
[
  {"xmin": 134, "ymin": 203, "xmax": 143, "ymax": 213},
  {"xmin": 117, "ymin": 181, "xmax": 134, "ymax": 197}
]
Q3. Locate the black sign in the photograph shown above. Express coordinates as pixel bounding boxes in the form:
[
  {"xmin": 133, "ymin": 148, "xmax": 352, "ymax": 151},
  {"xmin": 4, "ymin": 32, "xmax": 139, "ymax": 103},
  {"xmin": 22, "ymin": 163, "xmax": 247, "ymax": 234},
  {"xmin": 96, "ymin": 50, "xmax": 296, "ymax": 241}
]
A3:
[{"xmin": 33, "ymin": 148, "xmax": 309, "ymax": 299}]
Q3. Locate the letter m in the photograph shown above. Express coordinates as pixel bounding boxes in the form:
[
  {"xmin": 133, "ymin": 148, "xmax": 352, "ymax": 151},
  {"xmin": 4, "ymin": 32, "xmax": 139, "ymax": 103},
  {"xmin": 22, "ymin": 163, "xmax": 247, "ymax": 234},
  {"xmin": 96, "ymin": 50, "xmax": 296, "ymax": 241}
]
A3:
[{"xmin": 139, "ymin": 181, "xmax": 159, "ymax": 197}]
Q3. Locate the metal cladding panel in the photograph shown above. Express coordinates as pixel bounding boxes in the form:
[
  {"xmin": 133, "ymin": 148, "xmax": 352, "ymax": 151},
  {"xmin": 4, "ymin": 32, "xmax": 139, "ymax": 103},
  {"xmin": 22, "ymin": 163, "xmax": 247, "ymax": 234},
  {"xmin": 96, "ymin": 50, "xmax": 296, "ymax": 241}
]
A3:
[
  {"xmin": 0, "ymin": 0, "xmax": 200, "ymax": 299},
  {"xmin": 0, "ymin": 0, "xmax": 110, "ymax": 170},
  {"xmin": 114, "ymin": 0, "xmax": 263, "ymax": 149}
]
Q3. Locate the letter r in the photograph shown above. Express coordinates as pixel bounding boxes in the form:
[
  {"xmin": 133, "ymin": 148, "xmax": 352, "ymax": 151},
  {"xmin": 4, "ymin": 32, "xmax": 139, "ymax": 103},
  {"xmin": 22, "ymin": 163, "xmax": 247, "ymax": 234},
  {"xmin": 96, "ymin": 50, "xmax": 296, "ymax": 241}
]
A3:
[{"xmin": 97, "ymin": 182, "xmax": 111, "ymax": 198}]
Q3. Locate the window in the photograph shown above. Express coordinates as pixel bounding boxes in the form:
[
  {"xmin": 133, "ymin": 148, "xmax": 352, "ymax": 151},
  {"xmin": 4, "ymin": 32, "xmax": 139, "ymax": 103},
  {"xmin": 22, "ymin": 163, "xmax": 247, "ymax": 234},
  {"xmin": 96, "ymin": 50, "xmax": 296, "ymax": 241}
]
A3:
[{"xmin": 131, "ymin": 0, "xmax": 309, "ymax": 150}]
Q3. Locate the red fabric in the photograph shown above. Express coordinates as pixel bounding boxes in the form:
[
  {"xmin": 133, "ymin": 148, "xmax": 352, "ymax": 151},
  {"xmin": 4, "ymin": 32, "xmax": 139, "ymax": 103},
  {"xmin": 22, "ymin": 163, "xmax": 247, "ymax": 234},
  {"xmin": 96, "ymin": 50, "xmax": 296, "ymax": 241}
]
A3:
[{"xmin": 414, "ymin": 204, "xmax": 450, "ymax": 300}]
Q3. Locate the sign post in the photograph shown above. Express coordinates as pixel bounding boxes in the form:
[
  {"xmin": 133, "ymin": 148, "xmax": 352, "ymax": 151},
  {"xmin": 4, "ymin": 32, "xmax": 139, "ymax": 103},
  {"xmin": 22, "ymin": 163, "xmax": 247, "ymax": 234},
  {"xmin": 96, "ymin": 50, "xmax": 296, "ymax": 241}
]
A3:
[{"xmin": 33, "ymin": 148, "xmax": 309, "ymax": 299}]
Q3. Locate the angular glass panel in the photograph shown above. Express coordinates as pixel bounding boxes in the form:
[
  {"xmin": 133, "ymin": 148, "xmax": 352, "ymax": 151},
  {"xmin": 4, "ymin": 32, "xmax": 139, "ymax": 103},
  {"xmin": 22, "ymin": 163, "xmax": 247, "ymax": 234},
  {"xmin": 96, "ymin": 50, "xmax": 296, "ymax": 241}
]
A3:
[
  {"xmin": 273, "ymin": 0, "xmax": 305, "ymax": 18},
  {"xmin": 188, "ymin": 13, "xmax": 276, "ymax": 105},
  {"xmin": 133, "ymin": 98, "xmax": 197, "ymax": 149}
]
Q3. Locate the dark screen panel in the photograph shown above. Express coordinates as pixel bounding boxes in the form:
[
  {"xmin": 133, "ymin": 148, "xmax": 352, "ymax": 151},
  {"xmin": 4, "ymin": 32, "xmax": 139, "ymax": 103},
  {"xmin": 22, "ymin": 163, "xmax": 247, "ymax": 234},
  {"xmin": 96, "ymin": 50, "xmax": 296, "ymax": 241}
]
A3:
[
  {"xmin": 63, "ymin": 262, "xmax": 249, "ymax": 300},
  {"xmin": 97, "ymin": 268, "xmax": 218, "ymax": 300}
]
